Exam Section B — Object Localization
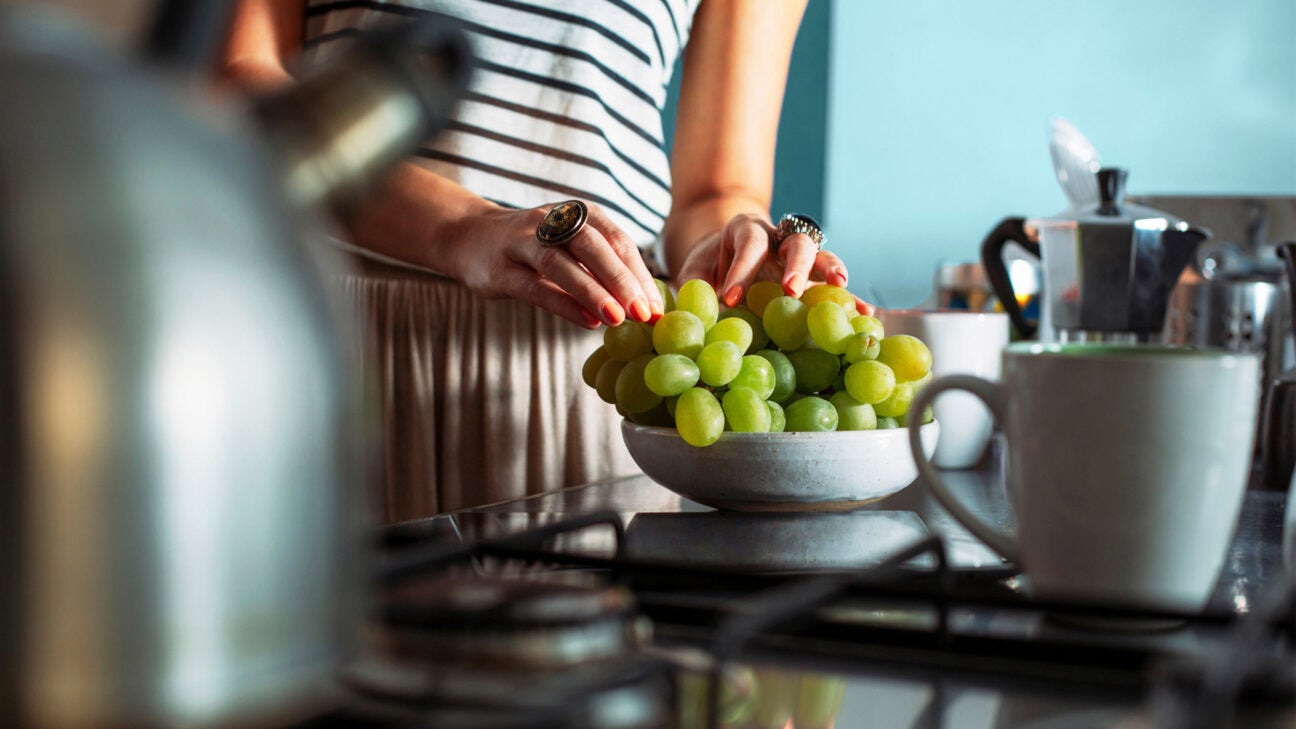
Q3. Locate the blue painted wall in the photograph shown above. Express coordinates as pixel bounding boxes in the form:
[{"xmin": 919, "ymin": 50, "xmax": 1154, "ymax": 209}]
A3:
[{"xmin": 825, "ymin": 0, "xmax": 1296, "ymax": 308}]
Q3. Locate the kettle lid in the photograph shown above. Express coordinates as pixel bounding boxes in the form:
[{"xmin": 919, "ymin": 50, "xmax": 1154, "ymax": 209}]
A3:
[{"xmin": 1039, "ymin": 167, "xmax": 1192, "ymax": 231}]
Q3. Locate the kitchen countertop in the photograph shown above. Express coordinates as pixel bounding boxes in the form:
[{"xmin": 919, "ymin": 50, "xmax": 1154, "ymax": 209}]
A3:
[
  {"xmin": 394, "ymin": 456, "xmax": 1294, "ymax": 729},
  {"xmin": 431, "ymin": 462, "xmax": 1289, "ymax": 616}
]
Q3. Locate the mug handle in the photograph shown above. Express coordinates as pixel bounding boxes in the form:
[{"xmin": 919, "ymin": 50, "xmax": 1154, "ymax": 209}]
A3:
[{"xmin": 907, "ymin": 375, "xmax": 1019, "ymax": 562}]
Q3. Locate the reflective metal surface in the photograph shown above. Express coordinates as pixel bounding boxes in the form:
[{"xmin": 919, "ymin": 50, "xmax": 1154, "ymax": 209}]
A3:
[
  {"xmin": 982, "ymin": 168, "xmax": 1207, "ymax": 341},
  {"xmin": 0, "ymin": 7, "xmax": 469, "ymax": 728},
  {"xmin": 394, "ymin": 450, "xmax": 1293, "ymax": 728}
]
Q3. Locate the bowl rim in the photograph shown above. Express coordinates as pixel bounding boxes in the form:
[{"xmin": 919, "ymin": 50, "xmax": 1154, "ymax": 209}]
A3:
[{"xmin": 621, "ymin": 418, "xmax": 939, "ymax": 443}]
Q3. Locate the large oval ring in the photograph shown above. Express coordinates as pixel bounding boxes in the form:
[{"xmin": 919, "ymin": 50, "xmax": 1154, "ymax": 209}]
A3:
[
  {"xmin": 774, "ymin": 213, "xmax": 826, "ymax": 252},
  {"xmin": 536, "ymin": 200, "xmax": 589, "ymax": 246}
]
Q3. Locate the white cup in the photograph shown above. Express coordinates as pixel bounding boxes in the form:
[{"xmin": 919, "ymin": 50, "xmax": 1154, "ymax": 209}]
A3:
[
  {"xmin": 907, "ymin": 343, "xmax": 1260, "ymax": 611},
  {"xmin": 877, "ymin": 309, "xmax": 1009, "ymax": 469}
]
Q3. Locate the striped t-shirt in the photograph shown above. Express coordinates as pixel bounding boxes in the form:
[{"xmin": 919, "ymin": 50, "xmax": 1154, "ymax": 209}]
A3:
[{"xmin": 303, "ymin": 0, "xmax": 701, "ymax": 248}]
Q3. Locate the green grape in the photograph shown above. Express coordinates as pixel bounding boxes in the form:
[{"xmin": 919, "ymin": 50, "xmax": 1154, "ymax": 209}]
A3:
[
  {"xmin": 675, "ymin": 387, "xmax": 725, "ymax": 447},
  {"xmin": 762, "ymin": 296, "xmax": 809, "ymax": 351},
  {"xmin": 806, "ymin": 301, "xmax": 854, "ymax": 355},
  {"xmin": 799, "ymin": 284, "xmax": 856, "ymax": 317},
  {"xmin": 787, "ymin": 348, "xmax": 841, "ymax": 394},
  {"xmin": 676, "ymin": 279, "xmax": 719, "ymax": 329},
  {"xmin": 603, "ymin": 321, "xmax": 653, "ymax": 361},
  {"xmin": 912, "ymin": 369, "xmax": 934, "ymax": 391},
  {"xmin": 876, "ymin": 415, "xmax": 900, "ymax": 429},
  {"xmin": 654, "ymin": 278, "xmax": 675, "ymax": 313},
  {"xmin": 844, "ymin": 360, "xmax": 896, "ymax": 405},
  {"xmin": 643, "ymin": 353, "xmax": 700, "ymax": 396},
  {"xmin": 582, "ymin": 346, "xmax": 612, "ymax": 388},
  {"xmin": 900, "ymin": 403, "xmax": 934, "ymax": 426},
  {"xmin": 877, "ymin": 334, "xmax": 932, "ymax": 382},
  {"xmin": 614, "ymin": 354, "xmax": 661, "ymax": 414},
  {"xmin": 594, "ymin": 358, "xmax": 627, "ymax": 404},
  {"xmin": 832, "ymin": 371, "xmax": 847, "ymax": 393},
  {"xmin": 754, "ymin": 349, "xmax": 796, "ymax": 403},
  {"xmin": 766, "ymin": 401, "xmax": 786, "ymax": 432},
  {"xmin": 830, "ymin": 391, "xmax": 877, "ymax": 431},
  {"xmin": 627, "ymin": 399, "xmax": 674, "ymax": 427},
  {"xmin": 696, "ymin": 341, "xmax": 743, "ymax": 387},
  {"xmin": 751, "ymin": 670, "xmax": 800, "ymax": 729},
  {"xmin": 844, "ymin": 332, "xmax": 881, "ymax": 363},
  {"xmin": 745, "ymin": 280, "xmax": 785, "ymax": 317},
  {"xmin": 785, "ymin": 396, "xmax": 838, "ymax": 432},
  {"xmin": 722, "ymin": 387, "xmax": 771, "ymax": 433},
  {"xmin": 652, "ymin": 310, "xmax": 705, "ymax": 358},
  {"xmin": 705, "ymin": 316, "xmax": 754, "ymax": 353},
  {"xmin": 850, "ymin": 315, "xmax": 885, "ymax": 338},
  {"xmin": 729, "ymin": 355, "xmax": 776, "ymax": 399},
  {"xmin": 794, "ymin": 674, "xmax": 847, "ymax": 729},
  {"xmin": 874, "ymin": 381, "xmax": 915, "ymax": 418},
  {"xmin": 718, "ymin": 306, "xmax": 770, "ymax": 352}
]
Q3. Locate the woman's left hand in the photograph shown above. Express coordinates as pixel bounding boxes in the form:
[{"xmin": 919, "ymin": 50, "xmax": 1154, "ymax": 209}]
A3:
[{"xmin": 674, "ymin": 213, "xmax": 872, "ymax": 314}]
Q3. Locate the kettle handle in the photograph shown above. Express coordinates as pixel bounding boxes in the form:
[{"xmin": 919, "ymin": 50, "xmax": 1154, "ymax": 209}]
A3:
[
  {"xmin": 1279, "ymin": 242, "xmax": 1296, "ymax": 338},
  {"xmin": 979, "ymin": 217, "xmax": 1039, "ymax": 339}
]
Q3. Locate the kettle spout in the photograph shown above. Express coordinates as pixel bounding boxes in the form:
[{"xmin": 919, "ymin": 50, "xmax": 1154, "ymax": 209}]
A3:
[{"xmin": 252, "ymin": 15, "xmax": 472, "ymax": 213}]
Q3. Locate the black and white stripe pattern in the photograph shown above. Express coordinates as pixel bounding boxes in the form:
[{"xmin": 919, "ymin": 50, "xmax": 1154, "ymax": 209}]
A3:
[{"xmin": 304, "ymin": 0, "xmax": 700, "ymax": 247}]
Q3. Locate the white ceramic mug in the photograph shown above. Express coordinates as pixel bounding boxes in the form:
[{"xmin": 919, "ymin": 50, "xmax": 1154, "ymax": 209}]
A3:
[
  {"xmin": 907, "ymin": 343, "xmax": 1260, "ymax": 611},
  {"xmin": 877, "ymin": 309, "xmax": 1009, "ymax": 469}
]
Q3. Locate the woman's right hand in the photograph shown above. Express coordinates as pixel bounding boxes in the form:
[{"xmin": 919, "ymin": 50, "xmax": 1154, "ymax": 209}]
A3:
[{"xmin": 444, "ymin": 202, "xmax": 664, "ymax": 329}]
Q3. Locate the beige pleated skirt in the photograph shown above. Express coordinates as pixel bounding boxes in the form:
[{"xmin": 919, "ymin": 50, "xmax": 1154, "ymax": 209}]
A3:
[{"xmin": 329, "ymin": 254, "xmax": 638, "ymax": 522}]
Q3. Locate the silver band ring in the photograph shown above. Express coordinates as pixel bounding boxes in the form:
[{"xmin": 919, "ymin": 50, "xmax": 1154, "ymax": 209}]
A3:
[
  {"xmin": 774, "ymin": 213, "xmax": 826, "ymax": 252},
  {"xmin": 536, "ymin": 200, "xmax": 589, "ymax": 246}
]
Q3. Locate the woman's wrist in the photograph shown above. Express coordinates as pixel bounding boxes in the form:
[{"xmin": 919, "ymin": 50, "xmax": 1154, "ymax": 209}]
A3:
[
  {"xmin": 343, "ymin": 162, "xmax": 500, "ymax": 278},
  {"xmin": 663, "ymin": 195, "xmax": 770, "ymax": 280}
]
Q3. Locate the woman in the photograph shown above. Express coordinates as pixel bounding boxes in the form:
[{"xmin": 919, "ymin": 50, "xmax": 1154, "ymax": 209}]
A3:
[{"xmin": 220, "ymin": 0, "xmax": 858, "ymax": 519}]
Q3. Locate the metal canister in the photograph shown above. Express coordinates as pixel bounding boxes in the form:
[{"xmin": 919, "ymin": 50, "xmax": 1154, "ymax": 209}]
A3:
[
  {"xmin": 933, "ymin": 262, "xmax": 996, "ymax": 312},
  {"xmin": 1163, "ymin": 272, "xmax": 1289, "ymax": 475}
]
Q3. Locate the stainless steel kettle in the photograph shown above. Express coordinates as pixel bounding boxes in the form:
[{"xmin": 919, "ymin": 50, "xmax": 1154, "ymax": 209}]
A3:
[
  {"xmin": 1258, "ymin": 243, "xmax": 1296, "ymax": 491},
  {"xmin": 0, "ymin": 3, "xmax": 468, "ymax": 728},
  {"xmin": 981, "ymin": 167, "xmax": 1209, "ymax": 341}
]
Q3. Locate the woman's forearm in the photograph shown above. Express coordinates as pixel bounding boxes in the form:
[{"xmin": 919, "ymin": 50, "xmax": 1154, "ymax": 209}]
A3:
[
  {"xmin": 662, "ymin": 192, "xmax": 770, "ymax": 278},
  {"xmin": 342, "ymin": 162, "xmax": 502, "ymax": 277},
  {"xmin": 661, "ymin": 0, "xmax": 806, "ymax": 284}
]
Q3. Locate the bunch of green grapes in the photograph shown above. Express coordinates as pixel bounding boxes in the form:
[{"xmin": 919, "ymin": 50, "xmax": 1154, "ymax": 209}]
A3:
[{"xmin": 581, "ymin": 279, "xmax": 935, "ymax": 447}]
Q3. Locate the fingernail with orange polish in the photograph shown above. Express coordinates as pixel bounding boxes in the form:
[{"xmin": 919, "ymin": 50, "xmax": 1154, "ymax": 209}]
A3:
[
  {"xmin": 601, "ymin": 300, "xmax": 625, "ymax": 326},
  {"xmin": 784, "ymin": 273, "xmax": 805, "ymax": 298},
  {"xmin": 830, "ymin": 267, "xmax": 848, "ymax": 287},
  {"xmin": 724, "ymin": 285, "xmax": 743, "ymax": 308},
  {"xmin": 580, "ymin": 309, "xmax": 602, "ymax": 329},
  {"xmin": 629, "ymin": 298, "xmax": 651, "ymax": 322}
]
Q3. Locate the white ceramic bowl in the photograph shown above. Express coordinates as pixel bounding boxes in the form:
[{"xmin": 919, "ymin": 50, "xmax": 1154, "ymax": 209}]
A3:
[{"xmin": 621, "ymin": 420, "xmax": 940, "ymax": 511}]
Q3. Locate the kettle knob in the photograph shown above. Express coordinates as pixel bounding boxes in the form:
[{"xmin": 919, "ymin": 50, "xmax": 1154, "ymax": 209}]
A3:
[{"xmin": 1096, "ymin": 167, "xmax": 1128, "ymax": 216}]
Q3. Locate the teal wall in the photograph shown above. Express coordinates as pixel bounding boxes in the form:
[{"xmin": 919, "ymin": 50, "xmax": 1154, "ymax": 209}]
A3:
[{"xmin": 825, "ymin": 0, "xmax": 1296, "ymax": 308}]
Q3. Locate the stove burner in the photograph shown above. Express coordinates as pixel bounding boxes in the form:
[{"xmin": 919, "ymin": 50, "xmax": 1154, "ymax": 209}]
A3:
[
  {"xmin": 344, "ymin": 575, "xmax": 669, "ymax": 728},
  {"xmin": 377, "ymin": 575, "xmax": 650, "ymax": 669}
]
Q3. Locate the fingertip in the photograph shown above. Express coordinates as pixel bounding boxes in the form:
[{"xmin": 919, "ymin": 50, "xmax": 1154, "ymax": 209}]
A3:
[
  {"xmin": 828, "ymin": 267, "xmax": 848, "ymax": 288},
  {"xmin": 856, "ymin": 298, "xmax": 876, "ymax": 317},
  {"xmin": 723, "ymin": 284, "xmax": 743, "ymax": 308},
  {"xmin": 580, "ymin": 309, "xmax": 602, "ymax": 329},
  {"xmin": 601, "ymin": 300, "xmax": 625, "ymax": 327},
  {"xmin": 783, "ymin": 273, "xmax": 805, "ymax": 299},
  {"xmin": 629, "ymin": 298, "xmax": 651, "ymax": 323}
]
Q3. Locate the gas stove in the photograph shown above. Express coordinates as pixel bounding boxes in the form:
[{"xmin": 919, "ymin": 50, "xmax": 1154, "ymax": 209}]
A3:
[{"xmin": 298, "ymin": 510, "xmax": 1295, "ymax": 729}]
